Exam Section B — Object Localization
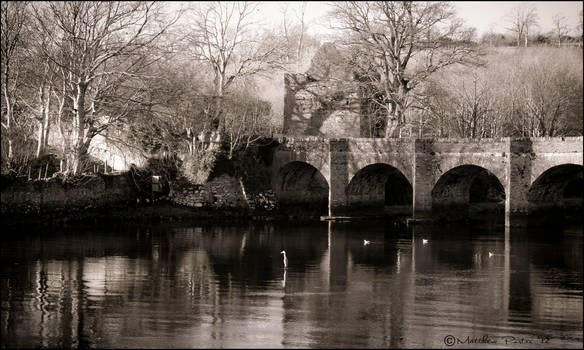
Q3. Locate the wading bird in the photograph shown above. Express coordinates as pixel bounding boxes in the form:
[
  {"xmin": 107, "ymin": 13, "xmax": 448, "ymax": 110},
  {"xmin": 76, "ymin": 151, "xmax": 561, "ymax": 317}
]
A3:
[
  {"xmin": 363, "ymin": 239, "xmax": 371, "ymax": 246},
  {"xmin": 280, "ymin": 250, "xmax": 288, "ymax": 269},
  {"xmin": 422, "ymin": 239, "xmax": 429, "ymax": 245},
  {"xmin": 488, "ymin": 252, "xmax": 494, "ymax": 258}
]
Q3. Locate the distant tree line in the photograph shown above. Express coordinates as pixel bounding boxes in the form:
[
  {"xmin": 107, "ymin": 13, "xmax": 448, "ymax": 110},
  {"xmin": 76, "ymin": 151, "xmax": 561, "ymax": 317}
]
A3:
[{"xmin": 480, "ymin": 32, "xmax": 582, "ymax": 48}]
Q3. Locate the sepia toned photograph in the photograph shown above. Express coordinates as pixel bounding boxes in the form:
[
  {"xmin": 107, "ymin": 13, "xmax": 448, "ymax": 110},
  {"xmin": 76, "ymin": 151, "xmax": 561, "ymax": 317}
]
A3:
[{"xmin": 1, "ymin": 1, "xmax": 582, "ymax": 348}]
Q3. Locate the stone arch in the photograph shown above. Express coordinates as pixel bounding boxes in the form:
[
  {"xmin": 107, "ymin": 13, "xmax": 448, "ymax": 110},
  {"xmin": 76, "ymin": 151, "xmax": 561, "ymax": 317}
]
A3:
[
  {"xmin": 349, "ymin": 159, "xmax": 413, "ymax": 188},
  {"xmin": 431, "ymin": 165, "xmax": 506, "ymax": 221},
  {"xmin": 273, "ymin": 161, "xmax": 329, "ymax": 216},
  {"xmin": 271, "ymin": 138, "xmax": 331, "ymax": 185},
  {"xmin": 434, "ymin": 157, "xmax": 507, "ymax": 195},
  {"xmin": 527, "ymin": 164, "xmax": 583, "ymax": 224},
  {"xmin": 346, "ymin": 163, "xmax": 412, "ymax": 216},
  {"xmin": 531, "ymin": 160, "xmax": 584, "ymax": 188}
]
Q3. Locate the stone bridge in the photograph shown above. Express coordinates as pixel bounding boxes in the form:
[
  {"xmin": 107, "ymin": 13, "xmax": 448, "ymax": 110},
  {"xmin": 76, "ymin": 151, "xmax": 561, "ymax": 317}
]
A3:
[{"xmin": 270, "ymin": 136, "xmax": 583, "ymax": 226}]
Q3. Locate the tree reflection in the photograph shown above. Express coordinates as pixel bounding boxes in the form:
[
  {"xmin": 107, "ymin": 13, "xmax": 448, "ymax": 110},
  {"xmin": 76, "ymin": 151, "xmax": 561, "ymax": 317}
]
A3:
[{"xmin": 0, "ymin": 221, "xmax": 581, "ymax": 348}]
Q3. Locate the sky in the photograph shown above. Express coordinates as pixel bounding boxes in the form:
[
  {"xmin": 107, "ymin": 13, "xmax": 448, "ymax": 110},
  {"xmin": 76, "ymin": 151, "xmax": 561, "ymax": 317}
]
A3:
[
  {"xmin": 454, "ymin": 1, "xmax": 583, "ymax": 37},
  {"xmin": 260, "ymin": 1, "xmax": 584, "ymax": 38}
]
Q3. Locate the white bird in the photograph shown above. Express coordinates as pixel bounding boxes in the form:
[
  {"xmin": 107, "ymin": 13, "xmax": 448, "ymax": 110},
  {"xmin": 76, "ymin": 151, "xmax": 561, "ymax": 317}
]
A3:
[
  {"xmin": 363, "ymin": 239, "xmax": 371, "ymax": 246},
  {"xmin": 422, "ymin": 239, "xmax": 429, "ymax": 245},
  {"xmin": 488, "ymin": 252, "xmax": 494, "ymax": 258},
  {"xmin": 280, "ymin": 250, "xmax": 288, "ymax": 269}
]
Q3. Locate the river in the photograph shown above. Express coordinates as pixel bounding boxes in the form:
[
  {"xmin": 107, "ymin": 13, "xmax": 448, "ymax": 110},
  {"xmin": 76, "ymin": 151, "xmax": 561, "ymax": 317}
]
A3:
[{"xmin": 1, "ymin": 219, "xmax": 582, "ymax": 348}]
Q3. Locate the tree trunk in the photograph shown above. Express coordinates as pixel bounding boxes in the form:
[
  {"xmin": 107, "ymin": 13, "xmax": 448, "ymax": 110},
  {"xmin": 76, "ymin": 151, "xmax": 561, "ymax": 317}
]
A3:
[
  {"xmin": 36, "ymin": 84, "xmax": 52, "ymax": 157},
  {"xmin": 214, "ymin": 69, "xmax": 225, "ymax": 133},
  {"xmin": 384, "ymin": 89, "xmax": 407, "ymax": 138},
  {"xmin": 517, "ymin": 32, "xmax": 521, "ymax": 47},
  {"xmin": 36, "ymin": 120, "xmax": 45, "ymax": 158},
  {"xmin": 70, "ymin": 143, "xmax": 90, "ymax": 176},
  {"xmin": 42, "ymin": 111, "xmax": 50, "ymax": 150},
  {"xmin": 71, "ymin": 82, "xmax": 89, "ymax": 175},
  {"xmin": 56, "ymin": 89, "xmax": 70, "ymax": 173},
  {"xmin": 385, "ymin": 115, "xmax": 401, "ymax": 138},
  {"xmin": 3, "ymin": 88, "xmax": 14, "ymax": 161}
]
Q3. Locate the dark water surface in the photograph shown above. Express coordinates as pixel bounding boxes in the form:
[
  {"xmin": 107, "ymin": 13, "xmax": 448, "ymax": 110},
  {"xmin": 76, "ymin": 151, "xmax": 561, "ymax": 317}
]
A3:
[{"xmin": 1, "ymin": 220, "xmax": 582, "ymax": 348}]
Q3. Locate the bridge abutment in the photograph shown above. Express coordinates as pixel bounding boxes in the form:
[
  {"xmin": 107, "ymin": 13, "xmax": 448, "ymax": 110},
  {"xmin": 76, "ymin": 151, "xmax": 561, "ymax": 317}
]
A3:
[
  {"xmin": 413, "ymin": 139, "xmax": 434, "ymax": 220},
  {"xmin": 505, "ymin": 138, "xmax": 533, "ymax": 227}
]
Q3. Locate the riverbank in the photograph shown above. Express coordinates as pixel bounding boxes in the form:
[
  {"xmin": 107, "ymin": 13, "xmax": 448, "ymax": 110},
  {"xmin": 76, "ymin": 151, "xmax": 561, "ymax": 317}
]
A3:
[{"xmin": 0, "ymin": 198, "xmax": 329, "ymax": 230}]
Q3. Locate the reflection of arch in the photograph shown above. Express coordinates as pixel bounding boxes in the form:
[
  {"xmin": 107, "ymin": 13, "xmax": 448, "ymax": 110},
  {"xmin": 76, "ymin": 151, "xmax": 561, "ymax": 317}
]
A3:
[
  {"xmin": 347, "ymin": 163, "xmax": 412, "ymax": 216},
  {"xmin": 528, "ymin": 164, "xmax": 582, "ymax": 224},
  {"xmin": 274, "ymin": 161, "xmax": 329, "ymax": 214},
  {"xmin": 432, "ymin": 165, "xmax": 505, "ymax": 220}
]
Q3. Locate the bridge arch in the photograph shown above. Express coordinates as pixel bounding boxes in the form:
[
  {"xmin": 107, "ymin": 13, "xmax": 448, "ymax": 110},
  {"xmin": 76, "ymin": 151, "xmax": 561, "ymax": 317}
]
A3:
[
  {"xmin": 527, "ymin": 163, "xmax": 583, "ymax": 224},
  {"xmin": 431, "ymin": 165, "xmax": 506, "ymax": 221},
  {"xmin": 531, "ymin": 155, "xmax": 583, "ymax": 186},
  {"xmin": 346, "ymin": 163, "xmax": 412, "ymax": 216},
  {"xmin": 273, "ymin": 161, "xmax": 329, "ymax": 216}
]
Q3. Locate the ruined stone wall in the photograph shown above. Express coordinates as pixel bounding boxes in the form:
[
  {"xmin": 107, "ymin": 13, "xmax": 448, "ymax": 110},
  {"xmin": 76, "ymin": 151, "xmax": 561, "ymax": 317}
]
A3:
[
  {"xmin": 167, "ymin": 174, "xmax": 250, "ymax": 209},
  {"xmin": 284, "ymin": 74, "xmax": 362, "ymax": 138},
  {"xmin": 166, "ymin": 173, "xmax": 279, "ymax": 212},
  {"xmin": 1, "ymin": 174, "xmax": 138, "ymax": 215}
]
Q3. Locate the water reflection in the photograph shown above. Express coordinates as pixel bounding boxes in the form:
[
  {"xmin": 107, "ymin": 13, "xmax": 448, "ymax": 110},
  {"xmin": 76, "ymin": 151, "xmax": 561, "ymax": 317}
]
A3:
[{"xmin": 1, "ymin": 221, "xmax": 582, "ymax": 348}]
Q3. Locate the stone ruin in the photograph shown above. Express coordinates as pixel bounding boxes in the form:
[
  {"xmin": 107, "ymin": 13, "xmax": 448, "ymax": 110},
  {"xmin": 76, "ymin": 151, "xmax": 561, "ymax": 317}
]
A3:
[{"xmin": 283, "ymin": 43, "xmax": 386, "ymax": 138}]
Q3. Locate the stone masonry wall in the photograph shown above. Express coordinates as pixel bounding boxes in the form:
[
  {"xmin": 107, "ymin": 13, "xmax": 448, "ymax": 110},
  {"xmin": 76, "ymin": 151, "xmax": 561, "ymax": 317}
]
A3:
[
  {"xmin": 168, "ymin": 174, "xmax": 246, "ymax": 208},
  {"xmin": 167, "ymin": 174, "xmax": 276, "ymax": 210},
  {"xmin": 1, "ymin": 173, "xmax": 137, "ymax": 215}
]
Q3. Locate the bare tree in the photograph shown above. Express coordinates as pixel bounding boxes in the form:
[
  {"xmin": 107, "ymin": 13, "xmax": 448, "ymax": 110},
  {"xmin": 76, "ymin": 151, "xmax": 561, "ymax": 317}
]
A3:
[
  {"xmin": 187, "ymin": 1, "xmax": 286, "ymax": 132},
  {"xmin": 506, "ymin": 3, "xmax": 538, "ymax": 47},
  {"xmin": 519, "ymin": 63, "xmax": 578, "ymax": 137},
  {"xmin": 329, "ymin": 1, "xmax": 480, "ymax": 137},
  {"xmin": 30, "ymin": 1, "xmax": 177, "ymax": 175},
  {"xmin": 223, "ymin": 92, "xmax": 272, "ymax": 159},
  {"xmin": 448, "ymin": 70, "xmax": 496, "ymax": 138},
  {"xmin": 1, "ymin": 1, "xmax": 29, "ymax": 166},
  {"xmin": 487, "ymin": 23, "xmax": 496, "ymax": 48},
  {"xmin": 419, "ymin": 66, "xmax": 503, "ymax": 139},
  {"xmin": 140, "ymin": 57, "xmax": 219, "ymax": 157},
  {"xmin": 295, "ymin": 2, "xmax": 307, "ymax": 73},
  {"xmin": 19, "ymin": 36, "xmax": 56, "ymax": 158},
  {"xmin": 281, "ymin": 1, "xmax": 310, "ymax": 73},
  {"xmin": 552, "ymin": 13, "xmax": 569, "ymax": 47}
]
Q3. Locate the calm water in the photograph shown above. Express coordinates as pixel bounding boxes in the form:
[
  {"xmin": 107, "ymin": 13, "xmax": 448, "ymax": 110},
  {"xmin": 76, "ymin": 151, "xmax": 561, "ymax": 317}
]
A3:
[{"xmin": 1, "ymin": 220, "xmax": 582, "ymax": 349}]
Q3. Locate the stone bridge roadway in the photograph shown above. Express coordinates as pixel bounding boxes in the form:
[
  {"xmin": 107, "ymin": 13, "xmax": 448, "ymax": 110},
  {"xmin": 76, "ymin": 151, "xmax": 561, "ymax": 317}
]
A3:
[{"xmin": 270, "ymin": 136, "xmax": 583, "ymax": 226}]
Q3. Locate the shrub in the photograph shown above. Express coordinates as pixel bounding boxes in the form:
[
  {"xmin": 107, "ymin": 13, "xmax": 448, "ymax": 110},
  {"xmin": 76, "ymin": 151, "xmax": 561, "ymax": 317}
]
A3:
[{"xmin": 181, "ymin": 149, "xmax": 219, "ymax": 184}]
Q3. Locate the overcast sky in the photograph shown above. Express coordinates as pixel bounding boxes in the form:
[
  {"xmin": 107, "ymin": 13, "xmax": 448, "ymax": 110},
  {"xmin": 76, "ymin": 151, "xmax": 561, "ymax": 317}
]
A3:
[{"xmin": 260, "ymin": 1, "xmax": 584, "ymax": 38}]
